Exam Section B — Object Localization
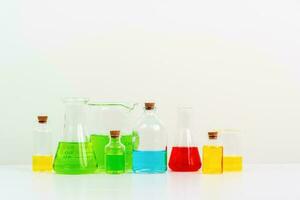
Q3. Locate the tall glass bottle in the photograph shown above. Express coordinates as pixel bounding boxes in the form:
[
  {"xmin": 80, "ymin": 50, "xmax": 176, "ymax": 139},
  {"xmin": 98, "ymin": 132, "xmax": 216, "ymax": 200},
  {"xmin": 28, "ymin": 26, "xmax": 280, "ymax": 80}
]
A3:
[
  {"xmin": 105, "ymin": 130, "xmax": 125, "ymax": 174},
  {"xmin": 169, "ymin": 107, "xmax": 201, "ymax": 172},
  {"xmin": 53, "ymin": 98, "xmax": 97, "ymax": 174},
  {"xmin": 32, "ymin": 116, "xmax": 53, "ymax": 172},
  {"xmin": 133, "ymin": 102, "xmax": 167, "ymax": 173},
  {"xmin": 202, "ymin": 131, "xmax": 223, "ymax": 174}
]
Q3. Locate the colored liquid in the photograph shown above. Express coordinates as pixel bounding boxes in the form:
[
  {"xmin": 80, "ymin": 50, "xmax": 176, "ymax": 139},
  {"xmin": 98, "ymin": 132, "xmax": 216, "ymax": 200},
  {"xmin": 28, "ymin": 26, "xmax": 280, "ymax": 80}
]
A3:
[
  {"xmin": 32, "ymin": 155, "xmax": 53, "ymax": 172},
  {"xmin": 91, "ymin": 133, "xmax": 136, "ymax": 172},
  {"xmin": 223, "ymin": 156, "xmax": 243, "ymax": 172},
  {"xmin": 90, "ymin": 135, "xmax": 109, "ymax": 172},
  {"xmin": 133, "ymin": 150, "xmax": 167, "ymax": 173},
  {"xmin": 202, "ymin": 145, "xmax": 223, "ymax": 174},
  {"xmin": 169, "ymin": 147, "xmax": 201, "ymax": 172},
  {"xmin": 105, "ymin": 154, "xmax": 125, "ymax": 174},
  {"xmin": 53, "ymin": 142, "xmax": 97, "ymax": 174}
]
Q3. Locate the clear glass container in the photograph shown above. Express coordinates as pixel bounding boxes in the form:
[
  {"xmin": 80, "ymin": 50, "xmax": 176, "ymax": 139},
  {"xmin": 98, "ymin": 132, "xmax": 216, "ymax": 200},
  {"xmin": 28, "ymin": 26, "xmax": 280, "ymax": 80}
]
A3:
[
  {"xmin": 105, "ymin": 130, "xmax": 125, "ymax": 174},
  {"xmin": 133, "ymin": 102, "xmax": 167, "ymax": 173},
  {"xmin": 32, "ymin": 116, "xmax": 53, "ymax": 172},
  {"xmin": 202, "ymin": 131, "xmax": 223, "ymax": 174},
  {"xmin": 169, "ymin": 107, "xmax": 202, "ymax": 172},
  {"xmin": 53, "ymin": 97, "xmax": 97, "ymax": 174},
  {"xmin": 87, "ymin": 102, "xmax": 139, "ymax": 172},
  {"xmin": 220, "ymin": 129, "xmax": 243, "ymax": 172}
]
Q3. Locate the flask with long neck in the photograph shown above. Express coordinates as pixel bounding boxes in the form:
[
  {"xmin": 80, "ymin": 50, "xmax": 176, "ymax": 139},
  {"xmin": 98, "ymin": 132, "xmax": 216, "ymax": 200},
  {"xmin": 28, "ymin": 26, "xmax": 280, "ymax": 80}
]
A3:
[{"xmin": 169, "ymin": 107, "xmax": 201, "ymax": 172}]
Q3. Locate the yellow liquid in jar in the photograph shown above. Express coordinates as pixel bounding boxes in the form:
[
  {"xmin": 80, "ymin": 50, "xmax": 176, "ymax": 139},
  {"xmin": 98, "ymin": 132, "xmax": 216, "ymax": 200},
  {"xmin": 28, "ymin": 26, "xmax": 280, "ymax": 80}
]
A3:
[
  {"xmin": 202, "ymin": 145, "xmax": 223, "ymax": 174},
  {"xmin": 223, "ymin": 156, "xmax": 243, "ymax": 172},
  {"xmin": 32, "ymin": 155, "xmax": 53, "ymax": 172}
]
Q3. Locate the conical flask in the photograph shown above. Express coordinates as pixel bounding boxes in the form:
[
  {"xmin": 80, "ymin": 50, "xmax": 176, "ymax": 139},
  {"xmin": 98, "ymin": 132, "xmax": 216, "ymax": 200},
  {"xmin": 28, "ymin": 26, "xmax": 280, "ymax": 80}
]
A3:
[
  {"xmin": 53, "ymin": 98, "xmax": 97, "ymax": 174},
  {"xmin": 169, "ymin": 107, "xmax": 201, "ymax": 171}
]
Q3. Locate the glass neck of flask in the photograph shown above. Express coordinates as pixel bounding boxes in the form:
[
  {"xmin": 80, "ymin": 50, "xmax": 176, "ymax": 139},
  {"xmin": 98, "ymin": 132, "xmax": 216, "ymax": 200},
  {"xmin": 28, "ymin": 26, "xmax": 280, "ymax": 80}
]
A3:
[
  {"xmin": 177, "ymin": 108, "xmax": 194, "ymax": 146},
  {"xmin": 63, "ymin": 101, "xmax": 87, "ymax": 142}
]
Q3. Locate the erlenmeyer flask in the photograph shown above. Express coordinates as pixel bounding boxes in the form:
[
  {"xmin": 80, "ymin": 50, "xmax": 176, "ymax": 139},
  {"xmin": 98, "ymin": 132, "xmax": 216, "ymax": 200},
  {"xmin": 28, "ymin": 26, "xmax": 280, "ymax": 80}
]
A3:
[
  {"xmin": 53, "ymin": 98, "xmax": 97, "ymax": 174},
  {"xmin": 169, "ymin": 107, "xmax": 201, "ymax": 171}
]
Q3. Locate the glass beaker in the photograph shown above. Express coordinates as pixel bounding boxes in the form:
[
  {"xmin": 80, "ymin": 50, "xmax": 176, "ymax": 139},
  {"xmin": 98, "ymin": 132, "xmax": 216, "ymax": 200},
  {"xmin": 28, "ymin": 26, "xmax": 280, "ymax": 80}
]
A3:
[
  {"xmin": 169, "ymin": 107, "xmax": 202, "ymax": 172},
  {"xmin": 220, "ymin": 129, "xmax": 243, "ymax": 172},
  {"xmin": 87, "ymin": 102, "xmax": 139, "ymax": 172},
  {"xmin": 53, "ymin": 98, "xmax": 97, "ymax": 174}
]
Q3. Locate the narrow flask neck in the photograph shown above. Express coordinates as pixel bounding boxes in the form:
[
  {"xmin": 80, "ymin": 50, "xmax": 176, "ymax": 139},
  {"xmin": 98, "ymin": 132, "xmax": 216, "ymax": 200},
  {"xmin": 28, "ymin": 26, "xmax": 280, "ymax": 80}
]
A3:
[{"xmin": 63, "ymin": 102, "xmax": 87, "ymax": 142}]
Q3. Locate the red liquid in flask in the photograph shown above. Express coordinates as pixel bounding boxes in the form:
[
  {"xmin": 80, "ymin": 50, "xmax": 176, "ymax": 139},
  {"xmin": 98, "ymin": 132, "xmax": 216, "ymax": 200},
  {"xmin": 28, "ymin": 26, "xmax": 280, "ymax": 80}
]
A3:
[{"xmin": 169, "ymin": 147, "xmax": 202, "ymax": 171}]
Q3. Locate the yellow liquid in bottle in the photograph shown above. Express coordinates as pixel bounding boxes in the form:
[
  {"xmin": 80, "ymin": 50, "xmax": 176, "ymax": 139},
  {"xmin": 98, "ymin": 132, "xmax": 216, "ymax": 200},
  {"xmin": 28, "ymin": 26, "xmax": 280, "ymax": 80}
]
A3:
[
  {"xmin": 223, "ymin": 156, "xmax": 243, "ymax": 172},
  {"xmin": 202, "ymin": 145, "xmax": 223, "ymax": 174},
  {"xmin": 32, "ymin": 155, "xmax": 53, "ymax": 172}
]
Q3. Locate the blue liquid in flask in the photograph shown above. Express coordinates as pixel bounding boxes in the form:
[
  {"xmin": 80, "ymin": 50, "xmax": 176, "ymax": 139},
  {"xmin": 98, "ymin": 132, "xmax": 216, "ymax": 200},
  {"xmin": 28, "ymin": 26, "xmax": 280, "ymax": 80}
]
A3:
[{"xmin": 133, "ymin": 150, "xmax": 167, "ymax": 173}]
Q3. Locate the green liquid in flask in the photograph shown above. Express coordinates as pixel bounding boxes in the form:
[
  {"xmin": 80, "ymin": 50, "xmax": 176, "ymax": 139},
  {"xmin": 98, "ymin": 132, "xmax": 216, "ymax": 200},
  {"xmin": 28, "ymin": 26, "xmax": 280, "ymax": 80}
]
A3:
[
  {"xmin": 53, "ymin": 142, "xmax": 97, "ymax": 174},
  {"xmin": 90, "ymin": 135, "xmax": 109, "ymax": 172},
  {"xmin": 91, "ymin": 132, "xmax": 138, "ymax": 172}
]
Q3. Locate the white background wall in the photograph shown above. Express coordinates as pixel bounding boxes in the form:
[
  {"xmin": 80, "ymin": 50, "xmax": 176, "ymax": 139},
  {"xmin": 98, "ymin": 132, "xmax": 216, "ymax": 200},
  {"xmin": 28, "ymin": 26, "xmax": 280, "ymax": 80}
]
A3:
[{"xmin": 1, "ymin": 0, "xmax": 300, "ymax": 164}]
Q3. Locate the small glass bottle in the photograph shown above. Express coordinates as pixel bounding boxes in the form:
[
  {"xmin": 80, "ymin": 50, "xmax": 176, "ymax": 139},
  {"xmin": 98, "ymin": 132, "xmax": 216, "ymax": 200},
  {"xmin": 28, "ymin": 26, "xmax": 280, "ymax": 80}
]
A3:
[
  {"xmin": 105, "ymin": 130, "xmax": 125, "ymax": 174},
  {"xmin": 169, "ymin": 107, "xmax": 201, "ymax": 172},
  {"xmin": 32, "ymin": 116, "xmax": 53, "ymax": 172},
  {"xmin": 202, "ymin": 131, "xmax": 223, "ymax": 174},
  {"xmin": 88, "ymin": 102, "xmax": 138, "ymax": 173},
  {"xmin": 133, "ymin": 102, "xmax": 167, "ymax": 173}
]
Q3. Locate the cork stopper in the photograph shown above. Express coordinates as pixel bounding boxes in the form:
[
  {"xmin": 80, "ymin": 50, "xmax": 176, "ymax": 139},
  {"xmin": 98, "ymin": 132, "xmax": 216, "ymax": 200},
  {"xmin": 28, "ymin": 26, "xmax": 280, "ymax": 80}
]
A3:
[
  {"xmin": 208, "ymin": 131, "xmax": 218, "ymax": 139},
  {"xmin": 110, "ymin": 130, "xmax": 120, "ymax": 138},
  {"xmin": 37, "ymin": 116, "xmax": 48, "ymax": 124},
  {"xmin": 145, "ymin": 102, "xmax": 155, "ymax": 110}
]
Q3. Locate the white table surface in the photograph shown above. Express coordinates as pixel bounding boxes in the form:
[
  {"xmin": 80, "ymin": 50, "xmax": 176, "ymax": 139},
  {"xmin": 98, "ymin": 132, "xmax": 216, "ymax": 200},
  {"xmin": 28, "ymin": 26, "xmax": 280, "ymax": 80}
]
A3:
[{"xmin": 0, "ymin": 164, "xmax": 299, "ymax": 200}]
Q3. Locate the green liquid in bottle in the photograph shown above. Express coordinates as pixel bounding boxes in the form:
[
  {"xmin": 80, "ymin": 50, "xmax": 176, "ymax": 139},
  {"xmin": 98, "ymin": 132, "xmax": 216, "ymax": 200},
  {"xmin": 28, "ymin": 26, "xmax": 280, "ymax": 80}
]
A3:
[
  {"xmin": 53, "ymin": 142, "xmax": 97, "ymax": 174},
  {"xmin": 91, "ymin": 132, "xmax": 138, "ymax": 172},
  {"xmin": 105, "ymin": 154, "xmax": 125, "ymax": 174}
]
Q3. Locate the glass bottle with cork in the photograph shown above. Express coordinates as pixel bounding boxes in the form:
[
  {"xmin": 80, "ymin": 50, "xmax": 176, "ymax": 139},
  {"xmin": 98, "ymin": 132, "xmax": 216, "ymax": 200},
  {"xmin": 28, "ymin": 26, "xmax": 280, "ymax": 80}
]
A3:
[
  {"xmin": 202, "ymin": 131, "xmax": 223, "ymax": 174},
  {"xmin": 32, "ymin": 116, "xmax": 53, "ymax": 172},
  {"xmin": 105, "ymin": 130, "xmax": 126, "ymax": 174},
  {"xmin": 133, "ymin": 102, "xmax": 167, "ymax": 173}
]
